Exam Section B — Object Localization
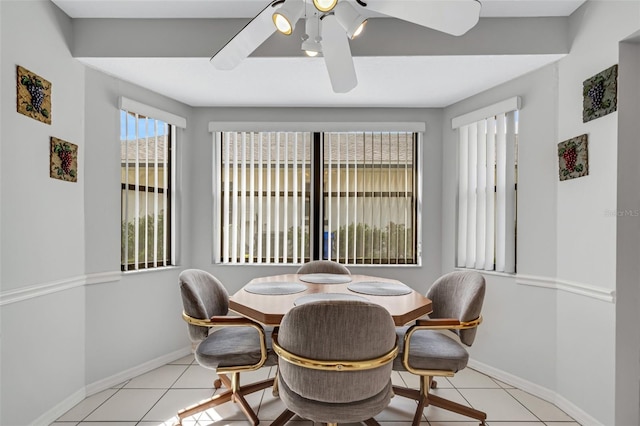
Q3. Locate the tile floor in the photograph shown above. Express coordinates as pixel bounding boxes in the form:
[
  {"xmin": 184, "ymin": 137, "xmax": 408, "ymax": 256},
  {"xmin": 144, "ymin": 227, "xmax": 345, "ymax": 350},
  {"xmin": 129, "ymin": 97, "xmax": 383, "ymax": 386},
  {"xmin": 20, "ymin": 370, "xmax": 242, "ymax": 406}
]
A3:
[{"xmin": 52, "ymin": 354, "xmax": 579, "ymax": 426}]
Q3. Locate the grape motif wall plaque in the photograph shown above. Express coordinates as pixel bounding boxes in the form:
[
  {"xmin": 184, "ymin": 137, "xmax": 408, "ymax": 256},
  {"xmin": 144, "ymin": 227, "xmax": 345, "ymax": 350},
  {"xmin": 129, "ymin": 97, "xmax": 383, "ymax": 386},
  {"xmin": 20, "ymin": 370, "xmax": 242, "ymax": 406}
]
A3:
[
  {"xmin": 50, "ymin": 137, "xmax": 78, "ymax": 182},
  {"xmin": 558, "ymin": 134, "xmax": 588, "ymax": 181},
  {"xmin": 583, "ymin": 64, "xmax": 617, "ymax": 123},
  {"xmin": 16, "ymin": 65, "xmax": 51, "ymax": 124}
]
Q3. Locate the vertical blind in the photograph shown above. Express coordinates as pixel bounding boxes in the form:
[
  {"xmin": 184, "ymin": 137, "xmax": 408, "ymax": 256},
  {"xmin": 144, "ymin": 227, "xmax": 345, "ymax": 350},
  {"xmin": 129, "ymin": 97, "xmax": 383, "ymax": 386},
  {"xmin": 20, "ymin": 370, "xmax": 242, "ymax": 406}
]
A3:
[
  {"xmin": 216, "ymin": 130, "xmax": 419, "ymax": 265},
  {"xmin": 218, "ymin": 131, "xmax": 311, "ymax": 264},
  {"xmin": 454, "ymin": 100, "xmax": 518, "ymax": 273},
  {"xmin": 323, "ymin": 132, "xmax": 416, "ymax": 264}
]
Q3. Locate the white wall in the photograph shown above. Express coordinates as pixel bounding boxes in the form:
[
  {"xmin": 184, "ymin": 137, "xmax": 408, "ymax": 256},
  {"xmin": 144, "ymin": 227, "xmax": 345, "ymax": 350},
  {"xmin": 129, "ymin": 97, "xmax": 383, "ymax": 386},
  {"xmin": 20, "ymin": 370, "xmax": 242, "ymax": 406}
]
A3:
[
  {"xmin": 188, "ymin": 107, "xmax": 444, "ymax": 295},
  {"xmin": 0, "ymin": 2, "xmax": 86, "ymax": 425},
  {"xmin": 0, "ymin": 1, "xmax": 194, "ymax": 423},
  {"xmin": 556, "ymin": 2, "xmax": 639, "ymax": 424},
  {"xmin": 442, "ymin": 2, "xmax": 640, "ymax": 424},
  {"xmin": 616, "ymin": 33, "xmax": 640, "ymax": 426}
]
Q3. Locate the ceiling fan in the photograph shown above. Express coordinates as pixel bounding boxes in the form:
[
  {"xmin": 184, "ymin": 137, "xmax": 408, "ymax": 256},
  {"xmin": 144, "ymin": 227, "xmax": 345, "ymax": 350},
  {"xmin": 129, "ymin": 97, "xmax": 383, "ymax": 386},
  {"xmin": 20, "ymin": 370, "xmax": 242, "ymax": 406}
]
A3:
[{"xmin": 210, "ymin": 0, "xmax": 482, "ymax": 93}]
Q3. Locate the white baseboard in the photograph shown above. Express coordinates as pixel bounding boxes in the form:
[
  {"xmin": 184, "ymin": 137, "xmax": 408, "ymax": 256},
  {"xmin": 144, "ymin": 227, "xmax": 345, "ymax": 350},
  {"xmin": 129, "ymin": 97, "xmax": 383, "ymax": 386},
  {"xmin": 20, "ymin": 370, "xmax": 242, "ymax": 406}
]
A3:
[
  {"xmin": 85, "ymin": 346, "xmax": 193, "ymax": 395},
  {"xmin": 30, "ymin": 346, "xmax": 192, "ymax": 426},
  {"xmin": 469, "ymin": 358, "xmax": 603, "ymax": 426},
  {"xmin": 30, "ymin": 388, "xmax": 86, "ymax": 426}
]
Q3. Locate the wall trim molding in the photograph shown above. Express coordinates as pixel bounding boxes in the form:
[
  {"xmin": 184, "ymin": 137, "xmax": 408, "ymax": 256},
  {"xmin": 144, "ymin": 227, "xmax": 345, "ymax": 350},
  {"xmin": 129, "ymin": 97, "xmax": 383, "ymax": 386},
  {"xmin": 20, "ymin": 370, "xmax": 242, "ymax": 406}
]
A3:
[
  {"xmin": 0, "ymin": 271, "xmax": 122, "ymax": 306},
  {"xmin": 469, "ymin": 358, "xmax": 603, "ymax": 426},
  {"xmin": 516, "ymin": 274, "xmax": 616, "ymax": 303},
  {"xmin": 30, "ymin": 346, "xmax": 192, "ymax": 426}
]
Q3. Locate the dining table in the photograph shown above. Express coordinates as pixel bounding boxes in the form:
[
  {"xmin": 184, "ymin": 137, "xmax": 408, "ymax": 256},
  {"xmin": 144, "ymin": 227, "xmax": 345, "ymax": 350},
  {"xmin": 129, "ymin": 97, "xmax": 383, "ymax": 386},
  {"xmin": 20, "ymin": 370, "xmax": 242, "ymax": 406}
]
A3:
[{"xmin": 229, "ymin": 273, "xmax": 432, "ymax": 326}]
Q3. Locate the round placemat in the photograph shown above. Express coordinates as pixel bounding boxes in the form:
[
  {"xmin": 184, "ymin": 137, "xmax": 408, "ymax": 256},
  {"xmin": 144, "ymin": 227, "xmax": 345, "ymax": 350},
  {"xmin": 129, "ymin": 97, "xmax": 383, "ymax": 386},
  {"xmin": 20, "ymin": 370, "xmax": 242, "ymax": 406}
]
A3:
[
  {"xmin": 347, "ymin": 281, "xmax": 413, "ymax": 296},
  {"xmin": 298, "ymin": 273, "xmax": 353, "ymax": 284},
  {"xmin": 244, "ymin": 281, "xmax": 307, "ymax": 295},
  {"xmin": 294, "ymin": 293, "xmax": 368, "ymax": 305}
]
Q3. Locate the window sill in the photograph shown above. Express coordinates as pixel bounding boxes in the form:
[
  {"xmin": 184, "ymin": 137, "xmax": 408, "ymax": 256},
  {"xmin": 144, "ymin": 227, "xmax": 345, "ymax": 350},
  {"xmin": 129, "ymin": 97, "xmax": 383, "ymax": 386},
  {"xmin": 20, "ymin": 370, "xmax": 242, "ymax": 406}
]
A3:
[
  {"xmin": 454, "ymin": 267, "xmax": 516, "ymax": 278},
  {"xmin": 122, "ymin": 265, "xmax": 180, "ymax": 275}
]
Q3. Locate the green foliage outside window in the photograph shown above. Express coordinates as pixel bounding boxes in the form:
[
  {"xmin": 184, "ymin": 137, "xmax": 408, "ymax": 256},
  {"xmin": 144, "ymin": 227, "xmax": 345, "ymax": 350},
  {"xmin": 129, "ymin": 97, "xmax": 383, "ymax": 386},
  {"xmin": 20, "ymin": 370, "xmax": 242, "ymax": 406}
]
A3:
[{"xmin": 121, "ymin": 212, "xmax": 166, "ymax": 267}]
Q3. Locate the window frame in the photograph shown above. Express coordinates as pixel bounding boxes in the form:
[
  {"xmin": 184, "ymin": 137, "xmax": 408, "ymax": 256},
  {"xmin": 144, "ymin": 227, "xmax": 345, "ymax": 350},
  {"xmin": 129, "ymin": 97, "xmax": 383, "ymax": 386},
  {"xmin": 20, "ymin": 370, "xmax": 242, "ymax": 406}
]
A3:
[
  {"xmin": 211, "ymin": 123, "xmax": 424, "ymax": 267},
  {"xmin": 120, "ymin": 98, "xmax": 184, "ymax": 272}
]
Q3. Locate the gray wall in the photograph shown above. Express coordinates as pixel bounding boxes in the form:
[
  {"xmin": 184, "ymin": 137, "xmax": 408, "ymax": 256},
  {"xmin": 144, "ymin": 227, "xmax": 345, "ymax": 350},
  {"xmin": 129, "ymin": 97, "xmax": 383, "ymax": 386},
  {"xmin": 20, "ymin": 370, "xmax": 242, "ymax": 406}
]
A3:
[
  {"xmin": 188, "ymin": 107, "xmax": 443, "ymax": 295},
  {"xmin": 442, "ymin": 63, "xmax": 559, "ymax": 392},
  {"xmin": 3, "ymin": 1, "xmax": 640, "ymax": 425}
]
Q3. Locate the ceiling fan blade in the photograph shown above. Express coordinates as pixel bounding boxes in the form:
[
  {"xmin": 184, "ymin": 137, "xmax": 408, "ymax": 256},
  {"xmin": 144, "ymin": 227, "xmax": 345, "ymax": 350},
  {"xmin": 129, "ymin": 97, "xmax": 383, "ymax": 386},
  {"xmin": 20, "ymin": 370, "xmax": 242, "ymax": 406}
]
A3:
[
  {"xmin": 210, "ymin": 1, "xmax": 281, "ymax": 70},
  {"xmin": 320, "ymin": 14, "xmax": 357, "ymax": 93},
  {"xmin": 362, "ymin": 0, "xmax": 481, "ymax": 36}
]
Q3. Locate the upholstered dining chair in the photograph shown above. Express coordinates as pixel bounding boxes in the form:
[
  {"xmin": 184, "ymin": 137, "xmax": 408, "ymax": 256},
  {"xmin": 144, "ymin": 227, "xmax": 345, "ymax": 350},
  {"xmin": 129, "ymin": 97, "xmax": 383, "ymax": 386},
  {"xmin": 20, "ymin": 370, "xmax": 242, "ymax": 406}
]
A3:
[
  {"xmin": 177, "ymin": 269, "xmax": 277, "ymax": 425},
  {"xmin": 271, "ymin": 300, "xmax": 398, "ymax": 426},
  {"xmin": 296, "ymin": 259, "xmax": 351, "ymax": 275},
  {"xmin": 392, "ymin": 271, "xmax": 487, "ymax": 425}
]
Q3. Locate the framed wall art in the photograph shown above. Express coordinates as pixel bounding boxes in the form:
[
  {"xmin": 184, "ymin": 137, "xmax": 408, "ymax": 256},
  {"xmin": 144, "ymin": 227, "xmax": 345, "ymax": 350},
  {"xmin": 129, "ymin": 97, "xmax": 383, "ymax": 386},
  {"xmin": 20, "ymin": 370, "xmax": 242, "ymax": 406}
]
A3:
[
  {"xmin": 558, "ymin": 134, "xmax": 588, "ymax": 181},
  {"xmin": 583, "ymin": 64, "xmax": 617, "ymax": 123},
  {"xmin": 50, "ymin": 137, "xmax": 78, "ymax": 182},
  {"xmin": 16, "ymin": 65, "xmax": 52, "ymax": 124}
]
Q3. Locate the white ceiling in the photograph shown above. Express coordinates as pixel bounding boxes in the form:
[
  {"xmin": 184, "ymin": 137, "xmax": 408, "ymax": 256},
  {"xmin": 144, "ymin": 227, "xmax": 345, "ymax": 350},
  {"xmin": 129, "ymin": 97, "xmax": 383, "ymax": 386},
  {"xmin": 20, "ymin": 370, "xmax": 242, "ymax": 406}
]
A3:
[{"xmin": 52, "ymin": 0, "xmax": 586, "ymax": 108}]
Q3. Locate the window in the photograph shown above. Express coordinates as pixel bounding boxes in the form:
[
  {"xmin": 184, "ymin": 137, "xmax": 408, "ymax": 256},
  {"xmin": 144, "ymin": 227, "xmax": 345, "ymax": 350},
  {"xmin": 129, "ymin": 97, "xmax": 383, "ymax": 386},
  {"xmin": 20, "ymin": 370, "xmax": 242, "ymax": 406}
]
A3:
[
  {"xmin": 215, "ymin": 130, "xmax": 419, "ymax": 265},
  {"xmin": 453, "ymin": 97, "xmax": 519, "ymax": 273},
  {"xmin": 120, "ymin": 100, "xmax": 182, "ymax": 271}
]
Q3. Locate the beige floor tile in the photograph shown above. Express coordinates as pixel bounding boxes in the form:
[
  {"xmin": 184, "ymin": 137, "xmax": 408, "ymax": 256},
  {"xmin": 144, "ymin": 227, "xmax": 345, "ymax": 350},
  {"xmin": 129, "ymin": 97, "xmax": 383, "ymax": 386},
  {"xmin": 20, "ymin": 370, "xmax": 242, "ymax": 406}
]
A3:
[
  {"xmin": 76, "ymin": 423, "xmax": 137, "ymax": 426},
  {"xmin": 123, "ymin": 365, "xmax": 188, "ymax": 389},
  {"xmin": 170, "ymin": 354, "xmax": 196, "ymax": 365},
  {"xmin": 83, "ymin": 389, "xmax": 165, "ymax": 422},
  {"xmin": 172, "ymin": 364, "xmax": 219, "ymax": 389},
  {"xmin": 447, "ymin": 368, "xmax": 502, "ymax": 389},
  {"xmin": 485, "ymin": 423, "xmax": 544, "ymax": 426},
  {"xmin": 142, "ymin": 388, "xmax": 217, "ymax": 422},
  {"xmin": 458, "ymin": 388, "xmax": 538, "ymax": 422},
  {"xmin": 506, "ymin": 389, "xmax": 573, "ymax": 422},
  {"xmin": 57, "ymin": 388, "xmax": 118, "ymax": 421}
]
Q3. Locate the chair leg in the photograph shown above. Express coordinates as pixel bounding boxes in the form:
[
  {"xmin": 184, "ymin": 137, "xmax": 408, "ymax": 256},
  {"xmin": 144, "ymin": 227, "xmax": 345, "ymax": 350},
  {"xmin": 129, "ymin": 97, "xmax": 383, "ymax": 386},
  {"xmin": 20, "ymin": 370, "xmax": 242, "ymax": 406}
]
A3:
[
  {"xmin": 427, "ymin": 393, "xmax": 487, "ymax": 423},
  {"xmin": 177, "ymin": 373, "xmax": 274, "ymax": 425},
  {"xmin": 270, "ymin": 409, "xmax": 296, "ymax": 426},
  {"xmin": 393, "ymin": 375, "xmax": 487, "ymax": 426},
  {"xmin": 218, "ymin": 373, "xmax": 232, "ymax": 389},
  {"xmin": 363, "ymin": 417, "xmax": 381, "ymax": 426}
]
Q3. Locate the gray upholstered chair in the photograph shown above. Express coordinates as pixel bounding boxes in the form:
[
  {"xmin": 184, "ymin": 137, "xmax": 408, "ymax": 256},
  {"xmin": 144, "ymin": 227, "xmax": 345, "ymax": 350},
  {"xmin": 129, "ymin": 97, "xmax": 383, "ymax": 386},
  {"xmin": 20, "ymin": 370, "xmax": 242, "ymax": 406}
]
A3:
[
  {"xmin": 271, "ymin": 300, "xmax": 398, "ymax": 426},
  {"xmin": 296, "ymin": 260, "xmax": 351, "ymax": 275},
  {"xmin": 177, "ymin": 269, "xmax": 277, "ymax": 425},
  {"xmin": 392, "ymin": 271, "xmax": 487, "ymax": 425}
]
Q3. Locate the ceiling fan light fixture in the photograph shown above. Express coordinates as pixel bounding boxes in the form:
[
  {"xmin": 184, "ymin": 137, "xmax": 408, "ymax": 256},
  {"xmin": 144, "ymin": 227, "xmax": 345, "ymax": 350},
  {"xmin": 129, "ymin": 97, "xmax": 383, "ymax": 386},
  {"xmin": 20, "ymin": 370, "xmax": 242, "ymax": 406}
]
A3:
[
  {"xmin": 313, "ymin": 0, "xmax": 338, "ymax": 12},
  {"xmin": 273, "ymin": 0, "xmax": 304, "ymax": 35},
  {"xmin": 302, "ymin": 38, "xmax": 322, "ymax": 56},
  {"xmin": 334, "ymin": 2, "xmax": 367, "ymax": 39}
]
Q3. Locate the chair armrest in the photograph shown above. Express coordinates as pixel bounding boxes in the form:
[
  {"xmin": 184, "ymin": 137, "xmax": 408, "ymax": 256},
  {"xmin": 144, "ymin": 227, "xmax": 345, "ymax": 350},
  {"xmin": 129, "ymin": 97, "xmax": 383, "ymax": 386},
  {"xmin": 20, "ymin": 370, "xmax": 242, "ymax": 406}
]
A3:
[{"xmin": 414, "ymin": 316, "xmax": 482, "ymax": 330}]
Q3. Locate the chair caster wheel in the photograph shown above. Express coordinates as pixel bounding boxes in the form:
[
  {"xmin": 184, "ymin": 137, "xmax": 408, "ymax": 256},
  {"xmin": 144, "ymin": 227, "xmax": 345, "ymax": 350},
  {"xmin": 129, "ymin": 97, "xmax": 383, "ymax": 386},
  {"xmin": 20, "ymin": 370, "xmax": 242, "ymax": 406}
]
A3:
[{"xmin": 214, "ymin": 379, "xmax": 222, "ymax": 388}]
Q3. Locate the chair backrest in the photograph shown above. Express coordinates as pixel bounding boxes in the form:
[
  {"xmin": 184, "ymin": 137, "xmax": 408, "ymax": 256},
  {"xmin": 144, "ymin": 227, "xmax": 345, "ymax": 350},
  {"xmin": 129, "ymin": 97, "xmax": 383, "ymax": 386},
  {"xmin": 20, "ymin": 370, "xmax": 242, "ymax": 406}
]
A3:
[
  {"xmin": 296, "ymin": 260, "xmax": 351, "ymax": 275},
  {"xmin": 426, "ymin": 271, "xmax": 486, "ymax": 346},
  {"xmin": 277, "ymin": 300, "xmax": 396, "ymax": 404},
  {"xmin": 179, "ymin": 269, "xmax": 230, "ymax": 342}
]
